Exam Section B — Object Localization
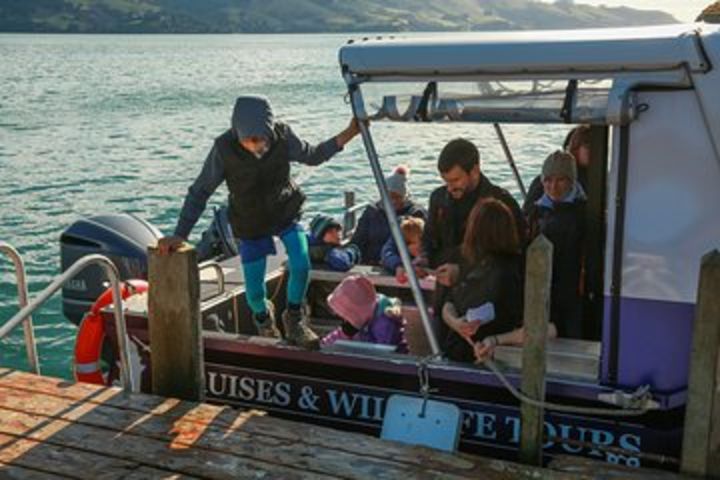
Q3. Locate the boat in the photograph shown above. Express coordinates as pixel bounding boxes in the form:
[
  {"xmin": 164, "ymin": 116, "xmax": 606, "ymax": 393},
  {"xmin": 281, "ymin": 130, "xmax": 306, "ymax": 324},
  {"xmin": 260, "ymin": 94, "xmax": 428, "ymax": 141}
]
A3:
[{"xmin": 7, "ymin": 21, "xmax": 720, "ymax": 472}]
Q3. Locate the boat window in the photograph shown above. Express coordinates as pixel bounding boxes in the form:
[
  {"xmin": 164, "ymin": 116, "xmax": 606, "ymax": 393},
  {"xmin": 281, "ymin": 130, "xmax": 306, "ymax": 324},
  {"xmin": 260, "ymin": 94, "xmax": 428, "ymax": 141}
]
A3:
[{"xmin": 359, "ymin": 79, "xmax": 632, "ymax": 125}]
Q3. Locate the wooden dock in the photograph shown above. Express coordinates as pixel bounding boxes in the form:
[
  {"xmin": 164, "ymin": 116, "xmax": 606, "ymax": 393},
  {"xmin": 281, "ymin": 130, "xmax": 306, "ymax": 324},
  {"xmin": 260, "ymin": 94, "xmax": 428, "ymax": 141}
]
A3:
[{"xmin": 0, "ymin": 368, "xmax": 691, "ymax": 480}]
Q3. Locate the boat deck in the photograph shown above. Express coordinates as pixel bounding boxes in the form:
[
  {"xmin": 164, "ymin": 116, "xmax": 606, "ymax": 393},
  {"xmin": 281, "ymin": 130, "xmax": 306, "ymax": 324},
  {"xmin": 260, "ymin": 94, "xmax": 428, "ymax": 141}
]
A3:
[{"xmin": 0, "ymin": 368, "xmax": 686, "ymax": 479}]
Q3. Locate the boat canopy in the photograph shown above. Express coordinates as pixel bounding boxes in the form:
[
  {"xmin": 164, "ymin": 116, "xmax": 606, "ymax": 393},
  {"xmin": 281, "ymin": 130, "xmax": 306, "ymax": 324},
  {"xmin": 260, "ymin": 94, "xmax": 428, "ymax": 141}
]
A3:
[
  {"xmin": 339, "ymin": 24, "xmax": 709, "ymax": 80},
  {"xmin": 339, "ymin": 24, "xmax": 720, "ymax": 126}
]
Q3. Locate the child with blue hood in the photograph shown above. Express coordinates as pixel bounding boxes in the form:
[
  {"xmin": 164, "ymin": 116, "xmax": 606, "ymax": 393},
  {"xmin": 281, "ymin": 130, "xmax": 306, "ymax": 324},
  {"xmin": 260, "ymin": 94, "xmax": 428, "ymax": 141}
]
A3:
[
  {"xmin": 526, "ymin": 150, "xmax": 587, "ymax": 339},
  {"xmin": 158, "ymin": 95, "xmax": 361, "ymax": 350},
  {"xmin": 307, "ymin": 215, "xmax": 361, "ymax": 272}
]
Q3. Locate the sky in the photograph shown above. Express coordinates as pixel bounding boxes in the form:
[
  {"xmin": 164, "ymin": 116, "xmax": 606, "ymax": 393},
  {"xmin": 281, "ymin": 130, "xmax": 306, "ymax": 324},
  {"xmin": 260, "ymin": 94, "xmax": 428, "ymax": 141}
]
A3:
[{"xmin": 540, "ymin": 0, "xmax": 710, "ymax": 22}]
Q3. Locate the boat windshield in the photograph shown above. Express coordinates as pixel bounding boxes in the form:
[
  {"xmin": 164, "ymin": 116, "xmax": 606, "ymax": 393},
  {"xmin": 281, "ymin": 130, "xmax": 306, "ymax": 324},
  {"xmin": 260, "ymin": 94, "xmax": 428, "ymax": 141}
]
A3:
[{"xmin": 358, "ymin": 79, "xmax": 631, "ymax": 126}]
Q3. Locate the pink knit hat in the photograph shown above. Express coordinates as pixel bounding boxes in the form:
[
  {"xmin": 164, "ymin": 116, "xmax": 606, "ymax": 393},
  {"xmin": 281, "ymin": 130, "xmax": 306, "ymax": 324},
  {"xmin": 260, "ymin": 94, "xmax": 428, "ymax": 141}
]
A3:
[{"xmin": 327, "ymin": 275, "xmax": 377, "ymax": 329}]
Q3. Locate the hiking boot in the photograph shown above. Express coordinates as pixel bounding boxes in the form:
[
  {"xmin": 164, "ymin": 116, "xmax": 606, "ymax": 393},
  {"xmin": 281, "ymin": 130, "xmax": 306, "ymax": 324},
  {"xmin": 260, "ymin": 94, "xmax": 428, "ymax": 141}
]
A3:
[
  {"xmin": 282, "ymin": 306, "xmax": 320, "ymax": 350},
  {"xmin": 253, "ymin": 301, "xmax": 281, "ymax": 339}
]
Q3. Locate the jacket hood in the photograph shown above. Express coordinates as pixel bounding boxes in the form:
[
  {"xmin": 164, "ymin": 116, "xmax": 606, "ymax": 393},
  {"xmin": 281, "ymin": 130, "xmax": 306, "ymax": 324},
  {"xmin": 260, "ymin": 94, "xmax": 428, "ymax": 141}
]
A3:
[{"xmin": 231, "ymin": 95, "xmax": 274, "ymax": 140}]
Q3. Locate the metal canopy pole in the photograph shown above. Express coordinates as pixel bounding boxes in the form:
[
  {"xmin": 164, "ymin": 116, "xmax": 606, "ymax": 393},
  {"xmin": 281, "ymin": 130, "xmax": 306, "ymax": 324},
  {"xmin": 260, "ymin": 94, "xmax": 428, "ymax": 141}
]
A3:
[
  {"xmin": 0, "ymin": 242, "xmax": 40, "ymax": 374},
  {"xmin": 346, "ymin": 83, "xmax": 441, "ymax": 356},
  {"xmin": 493, "ymin": 123, "xmax": 527, "ymax": 199}
]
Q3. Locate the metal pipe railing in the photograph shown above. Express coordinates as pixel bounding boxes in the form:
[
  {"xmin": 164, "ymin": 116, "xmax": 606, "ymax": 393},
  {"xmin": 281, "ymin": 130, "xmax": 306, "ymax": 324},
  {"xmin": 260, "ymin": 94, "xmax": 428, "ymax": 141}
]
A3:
[
  {"xmin": 347, "ymin": 86, "xmax": 441, "ymax": 355},
  {"xmin": 199, "ymin": 261, "xmax": 226, "ymax": 302},
  {"xmin": 0, "ymin": 242, "xmax": 40, "ymax": 374},
  {"xmin": 0, "ymin": 254, "xmax": 137, "ymax": 392},
  {"xmin": 493, "ymin": 123, "xmax": 527, "ymax": 199},
  {"xmin": 343, "ymin": 191, "xmax": 356, "ymax": 238}
]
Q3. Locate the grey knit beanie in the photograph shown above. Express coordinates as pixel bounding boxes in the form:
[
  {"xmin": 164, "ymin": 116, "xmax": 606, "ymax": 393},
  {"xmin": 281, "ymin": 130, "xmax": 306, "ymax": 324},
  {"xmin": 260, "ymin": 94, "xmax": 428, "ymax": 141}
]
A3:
[
  {"xmin": 542, "ymin": 150, "xmax": 576, "ymax": 183},
  {"xmin": 385, "ymin": 165, "xmax": 409, "ymax": 197}
]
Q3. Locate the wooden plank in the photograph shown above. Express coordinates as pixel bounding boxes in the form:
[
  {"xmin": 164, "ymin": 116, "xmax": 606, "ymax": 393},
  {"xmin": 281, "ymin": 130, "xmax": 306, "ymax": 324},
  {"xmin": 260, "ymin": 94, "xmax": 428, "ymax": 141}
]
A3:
[
  {"xmin": 0, "ymin": 386, "xmax": 499, "ymax": 480},
  {"xmin": 0, "ymin": 370, "xmax": 602, "ymax": 480},
  {"xmin": 148, "ymin": 245, "xmax": 204, "ymax": 401},
  {"xmin": 0, "ymin": 462, "xmax": 74, "ymax": 480},
  {"xmin": 681, "ymin": 250, "xmax": 720, "ymax": 477},
  {"xmin": 519, "ymin": 235, "xmax": 553, "ymax": 466},
  {"xmin": 0, "ymin": 408, "xmax": 336, "ymax": 480},
  {"xmin": 0, "ymin": 371, "xmax": 485, "ymax": 473},
  {"xmin": 0, "ymin": 370, "xmax": 692, "ymax": 480},
  {"xmin": 0, "ymin": 432, "xmax": 192, "ymax": 480}
]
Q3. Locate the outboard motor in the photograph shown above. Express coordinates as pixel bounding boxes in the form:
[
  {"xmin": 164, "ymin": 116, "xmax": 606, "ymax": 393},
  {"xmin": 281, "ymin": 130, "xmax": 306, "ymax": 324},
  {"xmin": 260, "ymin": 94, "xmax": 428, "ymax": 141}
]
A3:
[
  {"xmin": 196, "ymin": 206, "xmax": 238, "ymax": 262},
  {"xmin": 60, "ymin": 214, "xmax": 162, "ymax": 325}
]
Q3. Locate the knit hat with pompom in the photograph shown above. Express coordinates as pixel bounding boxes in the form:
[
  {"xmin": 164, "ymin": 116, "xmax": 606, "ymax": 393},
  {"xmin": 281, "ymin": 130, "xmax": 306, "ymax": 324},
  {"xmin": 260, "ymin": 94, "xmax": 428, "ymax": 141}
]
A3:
[{"xmin": 385, "ymin": 165, "xmax": 410, "ymax": 198}]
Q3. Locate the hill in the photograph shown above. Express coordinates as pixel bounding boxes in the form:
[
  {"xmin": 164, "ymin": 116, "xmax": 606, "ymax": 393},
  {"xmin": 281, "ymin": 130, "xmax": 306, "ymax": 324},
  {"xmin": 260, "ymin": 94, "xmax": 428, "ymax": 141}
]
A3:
[{"xmin": 0, "ymin": 0, "xmax": 678, "ymax": 33}]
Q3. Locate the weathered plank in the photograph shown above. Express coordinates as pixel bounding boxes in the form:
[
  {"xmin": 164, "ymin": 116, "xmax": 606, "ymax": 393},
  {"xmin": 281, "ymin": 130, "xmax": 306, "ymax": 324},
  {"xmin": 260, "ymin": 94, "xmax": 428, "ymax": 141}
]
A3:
[
  {"xmin": 681, "ymin": 250, "xmax": 720, "ymax": 477},
  {"xmin": 0, "ymin": 408, "xmax": 337, "ymax": 480},
  {"xmin": 0, "ymin": 370, "xmax": 491, "ymax": 474},
  {"xmin": 0, "ymin": 370, "xmax": 591, "ymax": 480},
  {"xmin": 148, "ymin": 245, "xmax": 204, "ymax": 401},
  {"xmin": 0, "ymin": 387, "xmax": 474, "ymax": 480},
  {"xmin": 520, "ymin": 235, "xmax": 553, "ymax": 466},
  {"xmin": 0, "ymin": 432, "xmax": 192, "ymax": 480},
  {"xmin": 0, "ymin": 369, "xmax": 692, "ymax": 480},
  {"xmin": 0, "ymin": 462, "xmax": 74, "ymax": 480}
]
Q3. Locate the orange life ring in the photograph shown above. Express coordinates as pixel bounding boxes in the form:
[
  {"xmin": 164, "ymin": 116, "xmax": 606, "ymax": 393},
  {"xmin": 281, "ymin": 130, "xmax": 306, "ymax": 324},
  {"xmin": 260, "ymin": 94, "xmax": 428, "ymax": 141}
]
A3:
[{"xmin": 73, "ymin": 279, "xmax": 148, "ymax": 385}]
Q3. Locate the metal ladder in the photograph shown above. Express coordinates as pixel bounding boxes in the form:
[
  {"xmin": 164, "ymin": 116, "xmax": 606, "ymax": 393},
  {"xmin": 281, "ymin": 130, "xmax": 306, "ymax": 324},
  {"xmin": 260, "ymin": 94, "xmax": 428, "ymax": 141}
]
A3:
[{"xmin": 0, "ymin": 242, "xmax": 137, "ymax": 392}]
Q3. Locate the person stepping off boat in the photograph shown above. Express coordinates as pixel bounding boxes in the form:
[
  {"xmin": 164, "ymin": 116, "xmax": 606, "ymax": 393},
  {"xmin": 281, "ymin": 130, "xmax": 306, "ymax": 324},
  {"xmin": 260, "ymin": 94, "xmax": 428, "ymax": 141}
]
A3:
[{"xmin": 158, "ymin": 95, "xmax": 362, "ymax": 349}]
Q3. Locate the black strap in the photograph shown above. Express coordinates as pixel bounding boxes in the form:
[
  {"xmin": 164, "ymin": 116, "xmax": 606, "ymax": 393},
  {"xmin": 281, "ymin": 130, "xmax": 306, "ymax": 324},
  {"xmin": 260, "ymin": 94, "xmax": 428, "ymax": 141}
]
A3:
[
  {"xmin": 415, "ymin": 81, "xmax": 437, "ymax": 122},
  {"xmin": 560, "ymin": 79, "xmax": 578, "ymax": 123}
]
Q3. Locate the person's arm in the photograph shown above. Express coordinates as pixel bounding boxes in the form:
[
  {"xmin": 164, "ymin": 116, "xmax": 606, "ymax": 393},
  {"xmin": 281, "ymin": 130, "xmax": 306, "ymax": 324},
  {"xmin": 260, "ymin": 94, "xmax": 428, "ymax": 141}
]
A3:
[
  {"xmin": 286, "ymin": 119, "xmax": 360, "ymax": 166},
  {"xmin": 173, "ymin": 145, "xmax": 225, "ymax": 239},
  {"xmin": 326, "ymin": 245, "xmax": 360, "ymax": 272},
  {"xmin": 380, "ymin": 237, "xmax": 402, "ymax": 274},
  {"xmin": 159, "ymin": 146, "xmax": 225, "ymax": 254},
  {"xmin": 471, "ymin": 262, "xmax": 524, "ymax": 345}
]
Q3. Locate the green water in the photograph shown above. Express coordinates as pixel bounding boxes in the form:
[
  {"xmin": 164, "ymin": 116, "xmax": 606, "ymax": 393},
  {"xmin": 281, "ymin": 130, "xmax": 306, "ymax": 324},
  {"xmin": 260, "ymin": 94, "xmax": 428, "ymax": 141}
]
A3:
[{"xmin": 0, "ymin": 33, "xmax": 568, "ymax": 379}]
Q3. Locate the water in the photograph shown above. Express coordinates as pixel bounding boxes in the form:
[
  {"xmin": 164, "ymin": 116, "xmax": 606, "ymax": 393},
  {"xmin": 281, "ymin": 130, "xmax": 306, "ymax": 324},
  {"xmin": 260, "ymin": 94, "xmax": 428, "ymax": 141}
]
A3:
[{"xmin": 0, "ymin": 34, "xmax": 568, "ymax": 379}]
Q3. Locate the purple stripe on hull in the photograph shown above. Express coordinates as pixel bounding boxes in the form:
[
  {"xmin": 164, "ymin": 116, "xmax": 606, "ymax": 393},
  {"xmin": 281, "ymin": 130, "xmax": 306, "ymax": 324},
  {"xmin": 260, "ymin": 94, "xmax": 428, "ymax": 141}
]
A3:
[{"xmin": 601, "ymin": 296, "xmax": 694, "ymax": 393}]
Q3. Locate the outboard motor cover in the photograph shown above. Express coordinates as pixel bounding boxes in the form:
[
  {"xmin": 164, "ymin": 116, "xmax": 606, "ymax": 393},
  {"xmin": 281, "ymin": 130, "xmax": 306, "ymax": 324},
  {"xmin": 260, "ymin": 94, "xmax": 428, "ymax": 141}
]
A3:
[
  {"xmin": 60, "ymin": 214, "xmax": 162, "ymax": 325},
  {"xmin": 196, "ymin": 206, "xmax": 238, "ymax": 262}
]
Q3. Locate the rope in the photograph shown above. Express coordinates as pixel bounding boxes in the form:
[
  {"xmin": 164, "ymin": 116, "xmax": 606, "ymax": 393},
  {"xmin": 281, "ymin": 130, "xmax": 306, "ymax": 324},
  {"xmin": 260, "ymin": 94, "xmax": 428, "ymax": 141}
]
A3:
[
  {"xmin": 269, "ymin": 266, "xmax": 287, "ymax": 303},
  {"xmin": 449, "ymin": 330, "xmax": 656, "ymax": 416},
  {"xmin": 416, "ymin": 353, "xmax": 443, "ymax": 417},
  {"xmin": 479, "ymin": 357, "xmax": 654, "ymax": 417}
]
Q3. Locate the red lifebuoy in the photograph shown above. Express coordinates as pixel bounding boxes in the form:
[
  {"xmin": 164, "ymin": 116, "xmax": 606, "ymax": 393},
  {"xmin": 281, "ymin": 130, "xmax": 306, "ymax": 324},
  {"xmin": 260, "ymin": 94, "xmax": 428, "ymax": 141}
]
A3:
[{"xmin": 74, "ymin": 279, "xmax": 148, "ymax": 385}]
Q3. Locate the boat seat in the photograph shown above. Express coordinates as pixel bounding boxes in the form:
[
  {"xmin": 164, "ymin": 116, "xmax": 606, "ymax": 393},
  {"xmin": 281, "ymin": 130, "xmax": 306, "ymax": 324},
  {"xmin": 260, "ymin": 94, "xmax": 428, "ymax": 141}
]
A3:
[
  {"xmin": 309, "ymin": 265, "xmax": 436, "ymax": 291},
  {"xmin": 493, "ymin": 338, "xmax": 600, "ymax": 381}
]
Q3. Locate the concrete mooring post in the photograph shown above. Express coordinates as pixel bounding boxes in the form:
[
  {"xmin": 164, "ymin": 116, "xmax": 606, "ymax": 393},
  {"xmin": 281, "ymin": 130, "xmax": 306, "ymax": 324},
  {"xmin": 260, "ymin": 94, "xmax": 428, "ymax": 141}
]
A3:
[
  {"xmin": 681, "ymin": 250, "xmax": 720, "ymax": 477},
  {"xmin": 147, "ymin": 244, "xmax": 204, "ymax": 401},
  {"xmin": 519, "ymin": 234, "xmax": 553, "ymax": 466}
]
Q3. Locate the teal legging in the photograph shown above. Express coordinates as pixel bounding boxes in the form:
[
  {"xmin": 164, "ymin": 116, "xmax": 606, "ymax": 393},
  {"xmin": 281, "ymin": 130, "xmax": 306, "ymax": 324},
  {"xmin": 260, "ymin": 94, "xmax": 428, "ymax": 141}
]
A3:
[{"xmin": 241, "ymin": 227, "xmax": 310, "ymax": 315}]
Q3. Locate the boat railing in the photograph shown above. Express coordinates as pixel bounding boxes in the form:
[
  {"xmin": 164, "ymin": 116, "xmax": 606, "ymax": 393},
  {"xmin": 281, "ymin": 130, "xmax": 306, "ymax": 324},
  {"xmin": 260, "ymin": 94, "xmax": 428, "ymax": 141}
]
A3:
[
  {"xmin": 198, "ymin": 260, "xmax": 226, "ymax": 302},
  {"xmin": 0, "ymin": 242, "xmax": 39, "ymax": 375},
  {"xmin": 342, "ymin": 191, "xmax": 369, "ymax": 239},
  {"xmin": 0, "ymin": 250, "xmax": 137, "ymax": 393}
]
